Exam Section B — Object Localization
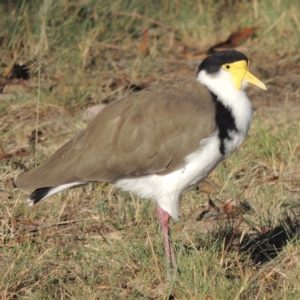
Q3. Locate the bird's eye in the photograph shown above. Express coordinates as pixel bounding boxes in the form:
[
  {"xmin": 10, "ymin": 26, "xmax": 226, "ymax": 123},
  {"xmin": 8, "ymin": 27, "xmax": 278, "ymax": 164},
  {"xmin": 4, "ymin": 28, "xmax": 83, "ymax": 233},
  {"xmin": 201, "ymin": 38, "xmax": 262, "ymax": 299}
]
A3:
[{"xmin": 226, "ymin": 65, "xmax": 230, "ymax": 69}]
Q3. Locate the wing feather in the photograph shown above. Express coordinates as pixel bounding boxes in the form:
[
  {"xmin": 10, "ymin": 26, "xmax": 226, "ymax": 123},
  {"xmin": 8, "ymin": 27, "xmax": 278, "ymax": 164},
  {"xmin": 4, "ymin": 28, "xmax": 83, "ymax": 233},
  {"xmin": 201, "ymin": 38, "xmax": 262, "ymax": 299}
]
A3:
[{"xmin": 15, "ymin": 77, "xmax": 216, "ymax": 191}]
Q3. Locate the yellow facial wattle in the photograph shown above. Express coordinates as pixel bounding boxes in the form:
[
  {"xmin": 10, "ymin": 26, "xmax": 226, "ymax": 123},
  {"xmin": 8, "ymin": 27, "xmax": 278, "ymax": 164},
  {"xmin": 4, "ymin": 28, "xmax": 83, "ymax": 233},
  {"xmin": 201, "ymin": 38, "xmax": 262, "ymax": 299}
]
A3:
[{"xmin": 222, "ymin": 60, "xmax": 267, "ymax": 91}]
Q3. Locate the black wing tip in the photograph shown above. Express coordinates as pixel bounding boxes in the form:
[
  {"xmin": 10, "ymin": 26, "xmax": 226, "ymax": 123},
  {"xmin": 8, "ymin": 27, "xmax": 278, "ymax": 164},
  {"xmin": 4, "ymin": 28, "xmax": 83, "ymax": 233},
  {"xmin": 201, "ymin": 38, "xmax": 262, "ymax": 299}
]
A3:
[{"xmin": 28, "ymin": 187, "xmax": 52, "ymax": 206}]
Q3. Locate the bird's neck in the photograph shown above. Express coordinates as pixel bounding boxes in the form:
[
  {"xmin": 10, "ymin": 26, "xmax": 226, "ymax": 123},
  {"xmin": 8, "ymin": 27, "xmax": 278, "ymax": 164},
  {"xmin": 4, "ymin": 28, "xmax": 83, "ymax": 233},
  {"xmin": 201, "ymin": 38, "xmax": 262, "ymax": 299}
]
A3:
[
  {"xmin": 196, "ymin": 73, "xmax": 253, "ymax": 135},
  {"xmin": 208, "ymin": 90, "xmax": 252, "ymax": 156},
  {"xmin": 210, "ymin": 90, "xmax": 253, "ymax": 135}
]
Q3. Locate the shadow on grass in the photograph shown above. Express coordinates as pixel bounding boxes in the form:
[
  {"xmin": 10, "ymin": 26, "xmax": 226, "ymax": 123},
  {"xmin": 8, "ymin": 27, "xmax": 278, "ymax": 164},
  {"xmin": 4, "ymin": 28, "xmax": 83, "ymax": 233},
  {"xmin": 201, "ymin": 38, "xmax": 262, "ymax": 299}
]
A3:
[
  {"xmin": 241, "ymin": 213, "xmax": 300, "ymax": 265},
  {"xmin": 190, "ymin": 208, "xmax": 300, "ymax": 266}
]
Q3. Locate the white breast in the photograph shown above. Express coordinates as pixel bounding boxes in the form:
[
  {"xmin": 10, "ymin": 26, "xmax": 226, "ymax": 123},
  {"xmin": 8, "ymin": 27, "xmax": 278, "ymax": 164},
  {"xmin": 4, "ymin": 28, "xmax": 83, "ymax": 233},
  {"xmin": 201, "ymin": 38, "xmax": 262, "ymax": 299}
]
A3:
[{"xmin": 115, "ymin": 132, "xmax": 222, "ymax": 220}]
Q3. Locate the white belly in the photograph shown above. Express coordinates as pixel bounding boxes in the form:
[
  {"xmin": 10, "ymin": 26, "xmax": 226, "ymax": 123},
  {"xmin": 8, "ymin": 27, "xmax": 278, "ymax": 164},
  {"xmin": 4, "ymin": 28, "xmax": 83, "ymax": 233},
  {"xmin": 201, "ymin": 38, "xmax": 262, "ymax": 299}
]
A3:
[{"xmin": 115, "ymin": 129, "xmax": 245, "ymax": 220}]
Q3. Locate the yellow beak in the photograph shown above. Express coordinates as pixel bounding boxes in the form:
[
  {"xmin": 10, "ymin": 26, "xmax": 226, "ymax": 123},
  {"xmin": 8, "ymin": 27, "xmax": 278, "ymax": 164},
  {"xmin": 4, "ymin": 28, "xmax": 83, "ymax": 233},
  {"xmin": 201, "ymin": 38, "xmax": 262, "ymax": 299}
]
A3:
[
  {"xmin": 244, "ymin": 71, "xmax": 268, "ymax": 90},
  {"xmin": 222, "ymin": 60, "xmax": 267, "ymax": 91}
]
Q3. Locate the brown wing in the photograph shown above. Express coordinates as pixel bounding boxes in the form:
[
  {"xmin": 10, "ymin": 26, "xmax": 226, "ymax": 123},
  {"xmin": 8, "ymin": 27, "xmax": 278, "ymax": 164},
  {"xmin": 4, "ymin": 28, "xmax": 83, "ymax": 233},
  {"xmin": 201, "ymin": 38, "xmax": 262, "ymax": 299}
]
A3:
[{"xmin": 15, "ymin": 77, "xmax": 216, "ymax": 191}]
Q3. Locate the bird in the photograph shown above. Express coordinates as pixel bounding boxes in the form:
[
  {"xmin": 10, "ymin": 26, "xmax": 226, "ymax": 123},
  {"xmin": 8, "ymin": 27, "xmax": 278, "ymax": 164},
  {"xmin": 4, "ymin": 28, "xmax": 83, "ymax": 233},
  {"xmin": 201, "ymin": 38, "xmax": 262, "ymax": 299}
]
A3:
[{"xmin": 15, "ymin": 50, "xmax": 267, "ymax": 279}]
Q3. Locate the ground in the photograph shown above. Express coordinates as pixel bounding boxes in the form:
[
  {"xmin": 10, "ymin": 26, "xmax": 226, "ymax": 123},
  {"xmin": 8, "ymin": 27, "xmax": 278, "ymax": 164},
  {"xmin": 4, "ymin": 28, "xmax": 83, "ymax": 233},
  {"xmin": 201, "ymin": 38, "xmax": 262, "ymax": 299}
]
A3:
[{"xmin": 0, "ymin": 1, "xmax": 300, "ymax": 299}]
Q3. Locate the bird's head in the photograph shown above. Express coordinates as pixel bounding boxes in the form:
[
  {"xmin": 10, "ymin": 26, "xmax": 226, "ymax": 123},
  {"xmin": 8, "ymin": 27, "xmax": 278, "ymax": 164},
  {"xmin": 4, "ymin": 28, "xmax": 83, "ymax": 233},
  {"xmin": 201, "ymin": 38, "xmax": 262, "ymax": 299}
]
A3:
[{"xmin": 197, "ymin": 50, "xmax": 267, "ymax": 92}]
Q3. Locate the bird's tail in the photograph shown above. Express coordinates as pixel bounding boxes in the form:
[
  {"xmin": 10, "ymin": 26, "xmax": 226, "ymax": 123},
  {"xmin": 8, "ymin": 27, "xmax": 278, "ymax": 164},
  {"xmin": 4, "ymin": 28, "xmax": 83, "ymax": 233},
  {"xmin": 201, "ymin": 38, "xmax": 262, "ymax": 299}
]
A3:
[{"xmin": 27, "ymin": 181, "xmax": 85, "ymax": 206}]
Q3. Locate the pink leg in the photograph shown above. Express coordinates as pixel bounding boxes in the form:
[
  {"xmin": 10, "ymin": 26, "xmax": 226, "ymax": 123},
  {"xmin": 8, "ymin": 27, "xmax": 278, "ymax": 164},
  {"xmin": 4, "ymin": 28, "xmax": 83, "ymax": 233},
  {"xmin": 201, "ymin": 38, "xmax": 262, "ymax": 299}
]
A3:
[{"xmin": 157, "ymin": 206, "xmax": 177, "ymax": 278}]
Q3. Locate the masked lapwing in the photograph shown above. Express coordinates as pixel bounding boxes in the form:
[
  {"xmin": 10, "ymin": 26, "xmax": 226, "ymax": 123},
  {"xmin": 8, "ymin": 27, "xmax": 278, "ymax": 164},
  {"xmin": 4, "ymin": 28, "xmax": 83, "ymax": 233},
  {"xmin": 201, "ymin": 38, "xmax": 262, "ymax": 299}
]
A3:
[{"xmin": 15, "ymin": 50, "xmax": 267, "ymax": 279}]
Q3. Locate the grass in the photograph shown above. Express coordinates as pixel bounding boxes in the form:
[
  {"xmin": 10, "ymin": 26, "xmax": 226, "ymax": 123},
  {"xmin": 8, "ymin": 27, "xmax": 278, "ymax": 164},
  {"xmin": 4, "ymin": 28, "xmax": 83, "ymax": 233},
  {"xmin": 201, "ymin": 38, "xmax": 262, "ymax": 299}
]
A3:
[{"xmin": 1, "ymin": 0, "xmax": 300, "ymax": 299}]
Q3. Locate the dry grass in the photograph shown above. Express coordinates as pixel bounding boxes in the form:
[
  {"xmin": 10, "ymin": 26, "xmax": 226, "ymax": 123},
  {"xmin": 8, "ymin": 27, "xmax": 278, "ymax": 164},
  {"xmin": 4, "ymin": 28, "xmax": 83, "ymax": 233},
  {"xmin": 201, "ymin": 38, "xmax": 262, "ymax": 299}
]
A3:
[{"xmin": 1, "ymin": 0, "xmax": 300, "ymax": 299}]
